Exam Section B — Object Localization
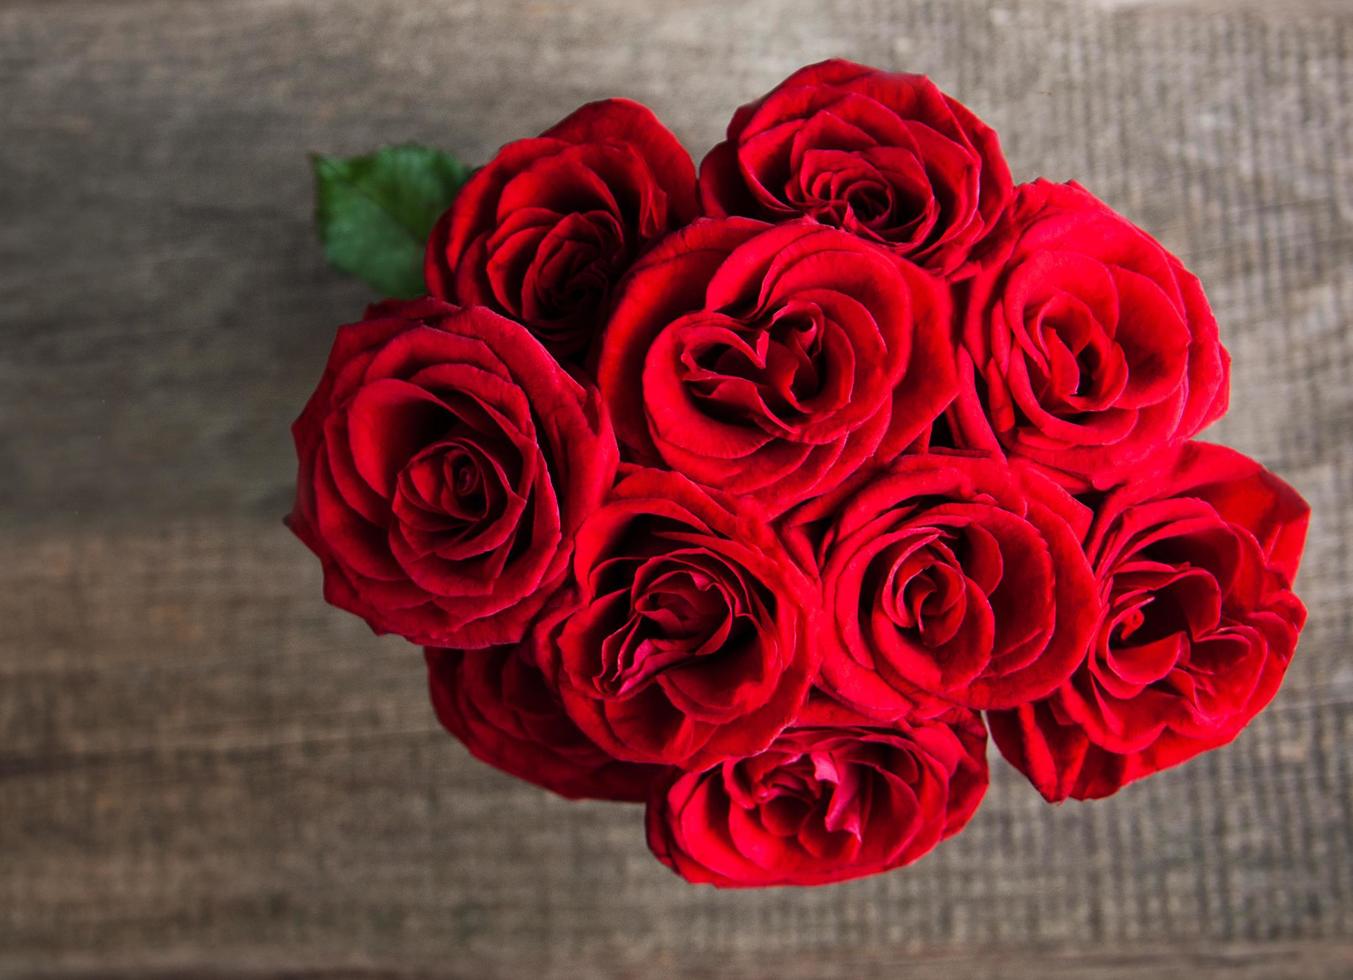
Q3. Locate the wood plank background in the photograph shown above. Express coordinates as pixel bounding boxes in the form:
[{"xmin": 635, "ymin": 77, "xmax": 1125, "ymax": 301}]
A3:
[{"xmin": 2, "ymin": 0, "xmax": 1351, "ymax": 976}]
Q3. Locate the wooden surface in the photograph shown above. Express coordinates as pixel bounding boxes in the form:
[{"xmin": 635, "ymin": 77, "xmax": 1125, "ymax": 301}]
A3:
[{"xmin": 2, "ymin": 0, "xmax": 1351, "ymax": 976}]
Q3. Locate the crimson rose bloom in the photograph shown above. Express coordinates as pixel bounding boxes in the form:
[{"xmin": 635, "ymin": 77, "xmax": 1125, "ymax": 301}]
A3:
[
  {"xmin": 424, "ymin": 99, "xmax": 698, "ymax": 360},
  {"xmin": 646, "ymin": 698, "xmax": 988, "ymax": 887},
  {"xmin": 785, "ymin": 453, "xmax": 1099, "ymax": 717},
  {"xmin": 288, "ymin": 298, "xmax": 616, "ymax": 648},
  {"xmin": 989, "ymin": 442, "xmax": 1308, "ymax": 800},
  {"xmin": 597, "ymin": 218, "xmax": 956, "ymax": 516},
  {"xmin": 949, "ymin": 180, "xmax": 1230, "ymax": 488},
  {"xmin": 425, "ymin": 642, "xmax": 658, "ymax": 802},
  {"xmin": 538, "ymin": 468, "xmax": 819, "ymax": 770},
  {"xmin": 700, "ymin": 59, "xmax": 1013, "ymax": 276}
]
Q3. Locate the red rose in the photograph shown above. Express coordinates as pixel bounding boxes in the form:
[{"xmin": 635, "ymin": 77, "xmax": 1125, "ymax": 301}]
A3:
[
  {"xmin": 288, "ymin": 298, "xmax": 617, "ymax": 648},
  {"xmin": 989, "ymin": 442, "xmax": 1309, "ymax": 800},
  {"xmin": 424, "ymin": 99, "xmax": 698, "ymax": 360},
  {"xmin": 538, "ymin": 468, "xmax": 819, "ymax": 769},
  {"xmin": 645, "ymin": 698, "xmax": 988, "ymax": 887},
  {"xmin": 699, "ymin": 59, "xmax": 1013, "ymax": 276},
  {"xmin": 425, "ymin": 641, "xmax": 659, "ymax": 802},
  {"xmin": 949, "ymin": 180, "xmax": 1230, "ymax": 488},
  {"xmin": 597, "ymin": 218, "xmax": 956, "ymax": 516},
  {"xmin": 785, "ymin": 453, "xmax": 1099, "ymax": 717}
]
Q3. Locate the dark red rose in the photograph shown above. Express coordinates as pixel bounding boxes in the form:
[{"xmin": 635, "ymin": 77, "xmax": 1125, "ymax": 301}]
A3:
[
  {"xmin": 425, "ymin": 641, "xmax": 659, "ymax": 802},
  {"xmin": 948, "ymin": 180, "xmax": 1230, "ymax": 489},
  {"xmin": 288, "ymin": 298, "xmax": 617, "ymax": 648},
  {"xmin": 784, "ymin": 453, "xmax": 1099, "ymax": 717},
  {"xmin": 596, "ymin": 218, "xmax": 956, "ymax": 517},
  {"xmin": 424, "ymin": 99, "xmax": 698, "ymax": 360},
  {"xmin": 537, "ymin": 467, "xmax": 819, "ymax": 770},
  {"xmin": 699, "ymin": 59, "xmax": 1013, "ymax": 276},
  {"xmin": 989, "ymin": 441, "xmax": 1309, "ymax": 801},
  {"xmin": 646, "ymin": 697, "xmax": 988, "ymax": 887}
]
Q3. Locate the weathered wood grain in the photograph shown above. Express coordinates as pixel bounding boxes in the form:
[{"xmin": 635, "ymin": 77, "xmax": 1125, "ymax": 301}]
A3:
[{"xmin": 1, "ymin": 0, "xmax": 1350, "ymax": 976}]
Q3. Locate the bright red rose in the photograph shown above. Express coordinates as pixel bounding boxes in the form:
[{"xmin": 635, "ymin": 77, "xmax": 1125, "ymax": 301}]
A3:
[
  {"xmin": 424, "ymin": 99, "xmax": 698, "ymax": 361},
  {"xmin": 948, "ymin": 180, "xmax": 1230, "ymax": 489},
  {"xmin": 699, "ymin": 59, "xmax": 1013, "ymax": 276},
  {"xmin": 784, "ymin": 453, "xmax": 1099, "ymax": 717},
  {"xmin": 597, "ymin": 218, "xmax": 956, "ymax": 517},
  {"xmin": 989, "ymin": 442, "xmax": 1309, "ymax": 801},
  {"xmin": 646, "ymin": 698, "xmax": 988, "ymax": 887},
  {"xmin": 288, "ymin": 298, "xmax": 617, "ymax": 648},
  {"xmin": 538, "ymin": 467, "xmax": 819, "ymax": 770},
  {"xmin": 425, "ymin": 641, "xmax": 659, "ymax": 802}
]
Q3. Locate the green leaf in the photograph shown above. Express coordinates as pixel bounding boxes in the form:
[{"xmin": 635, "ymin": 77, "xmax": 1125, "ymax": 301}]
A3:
[{"xmin": 313, "ymin": 144, "xmax": 472, "ymax": 298}]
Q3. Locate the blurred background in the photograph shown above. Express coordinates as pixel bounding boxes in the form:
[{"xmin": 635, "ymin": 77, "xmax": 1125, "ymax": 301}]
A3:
[{"xmin": 2, "ymin": 0, "xmax": 1350, "ymax": 976}]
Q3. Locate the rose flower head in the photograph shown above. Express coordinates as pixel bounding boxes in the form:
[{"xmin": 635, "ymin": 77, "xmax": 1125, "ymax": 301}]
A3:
[
  {"xmin": 538, "ymin": 468, "xmax": 820, "ymax": 770},
  {"xmin": 949, "ymin": 179, "xmax": 1230, "ymax": 489},
  {"xmin": 989, "ymin": 442, "xmax": 1309, "ymax": 800},
  {"xmin": 646, "ymin": 697, "xmax": 988, "ymax": 887},
  {"xmin": 784, "ymin": 452, "xmax": 1100, "ymax": 719},
  {"xmin": 597, "ymin": 217, "xmax": 956, "ymax": 517},
  {"xmin": 700, "ymin": 59, "xmax": 1013, "ymax": 276},
  {"xmin": 425, "ymin": 99, "xmax": 698, "ymax": 361},
  {"xmin": 288, "ymin": 298, "xmax": 616, "ymax": 648},
  {"xmin": 426, "ymin": 636, "xmax": 660, "ymax": 802}
]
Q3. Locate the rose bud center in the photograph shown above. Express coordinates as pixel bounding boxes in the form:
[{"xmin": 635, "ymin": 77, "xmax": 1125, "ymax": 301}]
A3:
[
  {"xmin": 1024, "ymin": 291, "xmax": 1129, "ymax": 413},
  {"xmin": 592, "ymin": 550, "xmax": 752, "ymax": 699},
  {"xmin": 677, "ymin": 302, "xmax": 846, "ymax": 435},
  {"xmin": 390, "ymin": 432, "xmax": 521, "ymax": 556}
]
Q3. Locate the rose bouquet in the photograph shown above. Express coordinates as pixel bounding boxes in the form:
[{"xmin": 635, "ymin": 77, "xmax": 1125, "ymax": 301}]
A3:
[{"xmin": 290, "ymin": 60, "xmax": 1309, "ymax": 887}]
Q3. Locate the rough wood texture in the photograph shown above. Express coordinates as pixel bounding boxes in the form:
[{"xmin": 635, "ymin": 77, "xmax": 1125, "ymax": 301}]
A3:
[{"xmin": 2, "ymin": 0, "xmax": 1351, "ymax": 976}]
